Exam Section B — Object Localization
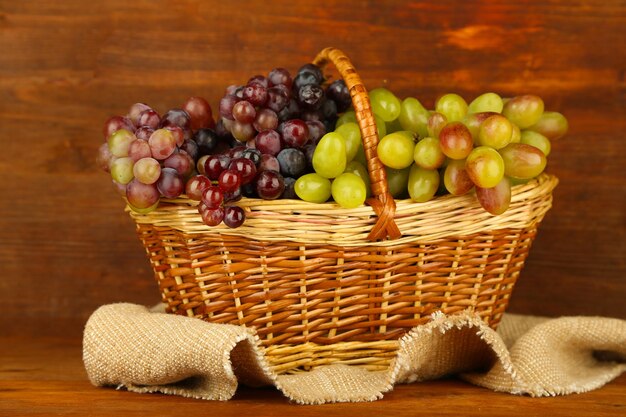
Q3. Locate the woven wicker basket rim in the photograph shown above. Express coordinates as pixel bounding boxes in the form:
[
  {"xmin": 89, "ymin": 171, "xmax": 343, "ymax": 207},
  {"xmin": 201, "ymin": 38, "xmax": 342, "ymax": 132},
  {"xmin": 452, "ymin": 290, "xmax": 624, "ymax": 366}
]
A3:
[{"xmin": 127, "ymin": 173, "xmax": 557, "ymax": 247}]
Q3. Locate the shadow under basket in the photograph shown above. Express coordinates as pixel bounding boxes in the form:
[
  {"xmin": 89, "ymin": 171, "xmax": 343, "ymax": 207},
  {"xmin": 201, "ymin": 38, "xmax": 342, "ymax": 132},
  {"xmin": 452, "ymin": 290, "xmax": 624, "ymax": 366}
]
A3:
[{"xmin": 126, "ymin": 47, "xmax": 558, "ymax": 375}]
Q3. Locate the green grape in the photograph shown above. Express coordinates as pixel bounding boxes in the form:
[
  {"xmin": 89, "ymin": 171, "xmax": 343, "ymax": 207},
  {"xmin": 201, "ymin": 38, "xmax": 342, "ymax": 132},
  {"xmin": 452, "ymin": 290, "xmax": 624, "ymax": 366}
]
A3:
[
  {"xmin": 444, "ymin": 159, "xmax": 474, "ymax": 196},
  {"xmin": 435, "ymin": 93, "xmax": 468, "ymax": 122},
  {"xmin": 108, "ymin": 129, "xmax": 137, "ymax": 157},
  {"xmin": 468, "ymin": 92, "xmax": 503, "ymax": 114},
  {"xmin": 427, "ymin": 112, "xmax": 447, "ymax": 138},
  {"xmin": 499, "ymin": 143, "xmax": 547, "ymax": 179},
  {"xmin": 312, "ymin": 132, "xmax": 347, "ymax": 178},
  {"xmin": 462, "ymin": 111, "xmax": 497, "ymax": 143},
  {"xmin": 385, "ymin": 117, "xmax": 403, "ymax": 134},
  {"xmin": 294, "ymin": 173, "xmax": 332, "ymax": 203},
  {"xmin": 502, "ymin": 95, "xmax": 544, "ymax": 129},
  {"xmin": 374, "ymin": 113, "xmax": 387, "ymax": 138},
  {"xmin": 520, "ymin": 130, "xmax": 551, "ymax": 156},
  {"xmin": 439, "ymin": 122, "xmax": 474, "ymax": 160},
  {"xmin": 385, "ymin": 166, "xmax": 411, "ymax": 198},
  {"xmin": 399, "ymin": 97, "xmax": 430, "ymax": 138},
  {"xmin": 353, "ymin": 144, "xmax": 367, "ymax": 166},
  {"xmin": 110, "ymin": 156, "xmax": 135, "ymax": 185},
  {"xmin": 413, "ymin": 137, "xmax": 446, "ymax": 169},
  {"xmin": 331, "ymin": 173, "xmax": 367, "ymax": 208},
  {"xmin": 477, "ymin": 114, "xmax": 513, "ymax": 149},
  {"xmin": 335, "ymin": 122, "xmax": 362, "ymax": 163},
  {"xmin": 335, "ymin": 110, "xmax": 357, "ymax": 128},
  {"xmin": 510, "ymin": 123, "xmax": 521, "ymax": 143},
  {"xmin": 408, "ymin": 164, "xmax": 440, "ymax": 202},
  {"xmin": 476, "ymin": 177, "xmax": 511, "ymax": 215},
  {"xmin": 527, "ymin": 111, "xmax": 569, "ymax": 140},
  {"xmin": 344, "ymin": 160, "xmax": 372, "ymax": 198},
  {"xmin": 465, "ymin": 146, "xmax": 505, "ymax": 188},
  {"xmin": 377, "ymin": 132, "xmax": 415, "ymax": 169},
  {"xmin": 369, "ymin": 87, "xmax": 402, "ymax": 122}
]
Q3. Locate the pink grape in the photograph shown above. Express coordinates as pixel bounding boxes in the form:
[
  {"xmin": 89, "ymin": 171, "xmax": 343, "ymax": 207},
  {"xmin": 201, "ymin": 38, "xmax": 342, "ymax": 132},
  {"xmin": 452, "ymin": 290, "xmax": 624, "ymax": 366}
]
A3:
[
  {"xmin": 163, "ymin": 152, "xmax": 194, "ymax": 177},
  {"xmin": 103, "ymin": 115, "xmax": 134, "ymax": 138},
  {"xmin": 255, "ymin": 130, "xmax": 282, "ymax": 156},
  {"xmin": 96, "ymin": 143, "xmax": 114, "ymax": 173},
  {"xmin": 135, "ymin": 126, "xmax": 154, "ymax": 141},
  {"xmin": 148, "ymin": 129, "xmax": 177, "ymax": 160},
  {"xmin": 126, "ymin": 179, "xmax": 160, "ymax": 209},
  {"xmin": 136, "ymin": 109, "xmax": 160, "ymax": 129},
  {"xmin": 128, "ymin": 139, "xmax": 152, "ymax": 162},
  {"xmin": 439, "ymin": 122, "xmax": 473, "ymax": 160},
  {"xmin": 476, "ymin": 177, "xmax": 511, "ymax": 215},
  {"xmin": 127, "ymin": 103, "xmax": 152, "ymax": 126},
  {"xmin": 157, "ymin": 167, "xmax": 184, "ymax": 198}
]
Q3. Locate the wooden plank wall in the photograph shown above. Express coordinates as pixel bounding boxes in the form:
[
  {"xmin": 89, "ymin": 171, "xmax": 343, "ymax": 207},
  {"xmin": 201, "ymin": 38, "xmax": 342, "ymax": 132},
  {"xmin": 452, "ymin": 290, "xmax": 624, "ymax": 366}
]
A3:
[{"xmin": 0, "ymin": 0, "xmax": 624, "ymax": 332}]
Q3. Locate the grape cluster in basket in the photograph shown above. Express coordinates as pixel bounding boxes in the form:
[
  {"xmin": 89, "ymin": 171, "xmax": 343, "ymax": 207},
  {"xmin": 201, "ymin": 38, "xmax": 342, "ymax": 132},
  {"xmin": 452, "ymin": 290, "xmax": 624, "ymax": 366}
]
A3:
[{"xmin": 98, "ymin": 61, "xmax": 569, "ymax": 228}]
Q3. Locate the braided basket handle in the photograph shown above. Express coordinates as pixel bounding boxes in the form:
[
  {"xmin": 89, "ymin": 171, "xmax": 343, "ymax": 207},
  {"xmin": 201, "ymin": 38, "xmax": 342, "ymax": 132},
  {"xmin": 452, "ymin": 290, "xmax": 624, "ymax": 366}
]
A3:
[{"xmin": 313, "ymin": 47, "xmax": 401, "ymax": 241}]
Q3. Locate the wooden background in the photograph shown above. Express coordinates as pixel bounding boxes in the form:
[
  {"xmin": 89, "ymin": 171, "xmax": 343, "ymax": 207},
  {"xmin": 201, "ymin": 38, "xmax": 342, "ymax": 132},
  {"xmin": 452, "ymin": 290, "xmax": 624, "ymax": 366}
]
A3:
[{"xmin": 0, "ymin": 0, "xmax": 624, "ymax": 337}]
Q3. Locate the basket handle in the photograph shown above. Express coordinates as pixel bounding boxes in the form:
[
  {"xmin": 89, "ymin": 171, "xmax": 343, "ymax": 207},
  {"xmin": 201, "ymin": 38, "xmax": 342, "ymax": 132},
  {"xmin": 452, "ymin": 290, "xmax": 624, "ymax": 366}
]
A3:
[{"xmin": 313, "ymin": 47, "xmax": 401, "ymax": 241}]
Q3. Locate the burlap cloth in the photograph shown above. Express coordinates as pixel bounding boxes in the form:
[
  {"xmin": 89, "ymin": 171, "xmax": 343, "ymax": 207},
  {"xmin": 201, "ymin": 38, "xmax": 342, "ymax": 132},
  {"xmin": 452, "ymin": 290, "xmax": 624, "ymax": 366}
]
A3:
[{"xmin": 83, "ymin": 303, "xmax": 626, "ymax": 404}]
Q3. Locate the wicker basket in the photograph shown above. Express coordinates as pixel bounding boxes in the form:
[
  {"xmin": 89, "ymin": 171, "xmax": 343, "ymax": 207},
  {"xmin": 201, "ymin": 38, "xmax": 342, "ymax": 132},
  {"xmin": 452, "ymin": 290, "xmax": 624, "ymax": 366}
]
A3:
[{"xmin": 127, "ymin": 47, "xmax": 558, "ymax": 374}]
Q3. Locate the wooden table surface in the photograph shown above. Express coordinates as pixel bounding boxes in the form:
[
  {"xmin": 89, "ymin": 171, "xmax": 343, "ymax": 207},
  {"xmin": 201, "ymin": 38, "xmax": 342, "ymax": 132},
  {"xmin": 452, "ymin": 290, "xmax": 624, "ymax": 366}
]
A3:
[
  {"xmin": 0, "ymin": 0, "xmax": 624, "ymax": 415},
  {"xmin": 1, "ymin": 327, "xmax": 625, "ymax": 417}
]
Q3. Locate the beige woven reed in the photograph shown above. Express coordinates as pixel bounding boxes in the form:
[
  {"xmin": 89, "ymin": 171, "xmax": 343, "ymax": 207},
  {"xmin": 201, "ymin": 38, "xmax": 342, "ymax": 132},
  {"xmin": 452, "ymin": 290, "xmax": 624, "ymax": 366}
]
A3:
[{"xmin": 126, "ymin": 47, "xmax": 558, "ymax": 375}]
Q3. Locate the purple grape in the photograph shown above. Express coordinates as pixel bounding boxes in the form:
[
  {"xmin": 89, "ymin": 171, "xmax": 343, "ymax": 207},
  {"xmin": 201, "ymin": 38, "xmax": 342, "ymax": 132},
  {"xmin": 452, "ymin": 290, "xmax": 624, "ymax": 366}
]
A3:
[
  {"xmin": 103, "ymin": 116, "xmax": 134, "ymax": 138},
  {"xmin": 228, "ymin": 157, "xmax": 257, "ymax": 185},
  {"xmin": 223, "ymin": 188, "xmax": 242, "ymax": 203},
  {"xmin": 223, "ymin": 206, "xmax": 245, "ymax": 228},
  {"xmin": 157, "ymin": 167, "xmax": 184, "ymax": 198},
  {"xmin": 266, "ymin": 87, "xmax": 289, "ymax": 113},
  {"xmin": 218, "ymin": 169, "xmax": 241, "ymax": 192},
  {"xmin": 281, "ymin": 119, "xmax": 309, "ymax": 148},
  {"xmin": 193, "ymin": 128, "xmax": 219, "ymax": 155},
  {"xmin": 163, "ymin": 152, "xmax": 194, "ymax": 177},
  {"xmin": 300, "ymin": 110, "xmax": 322, "ymax": 122},
  {"xmin": 243, "ymin": 83, "xmax": 268, "ymax": 107},
  {"xmin": 326, "ymin": 79, "xmax": 351, "ymax": 113},
  {"xmin": 268, "ymin": 67, "xmax": 292, "ymax": 88},
  {"xmin": 281, "ymin": 177, "xmax": 297, "ymax": 199},
  {"xmin": 276, "ymin": 148, "xmax": 307, "ymax": 178},
  {"xmin": 320, "ymin": 99, "xmax": 338, "ymax": 121},
  {"xmin": 180, "ymin": 139, "xmax": 199, "ymax": 161},
  {"xmin": 255, "ymin": 130, "xmax": 282, "ymax": 156},
  {"xmin": 219, "ymin": 95, "xmax": 239, "ymax": 121},
  {"xmin": 136, "ymin": 109, "xmax": 160, "ymax": 129},
  {"xmin": 305, "ymin": 120, "xmax": 326, "ymax": 144},
  {"xmin": 297, "ymin": 84, "xmax": 324, "ymax": 110},
  {"xmin": 185, "ymin": 175, "xmax": 211, "ymax": 200},
  {"xmin": 297, "ymin": 63, "xmax": 324, "ymax": 83},
  {"xmin": 229, "ymin": 145, "xmax": 246, "ymax": 159},
  {"xmin": 258, "ymin": 154, "xmax": 280, "ymax": 172},
  {"xmin": 241, "ymin": 148, "xmax": 262, "ymax": 166},
  {"xmin": 96, "ymin": 142, "xmax": 114, "ymax": 172},
  {"xmin": 255, "ymin": 170, "xmax": 285, "ymax": 200},
  {"xmin": 202, "ymin": 185, "xmax": 224, "ymax": 209},
  {"xmin": 277, "ymin": 98, "xmax": 300, "ymax": 122},
  {"xmin": 159, "ymin": 109, "xmax": 191, "ymax": 130},
  {"xmin": 126, "ymin": 179, "xmax": 160, "ymax": 209},
  {"xmin": 135, "ymin": 126, "xmax": 154, "ymax": 141},
  {"xmin": 247, "ymin": 75, "xmax": 269, "ymax": 88},
  {"xmin": 128, "ymin": 139, "xmax": 152, "ymax": 162},
  {"xmin": 127, "ymin": 103, "xmax": 152, "ymax": 126},
  {"xmin": 204, "ymin": 154, "xmax": 231, "ymax": 180},
  {"xmin": 200, "ymin": 204, "xmax": 224, "ymax": 226}
]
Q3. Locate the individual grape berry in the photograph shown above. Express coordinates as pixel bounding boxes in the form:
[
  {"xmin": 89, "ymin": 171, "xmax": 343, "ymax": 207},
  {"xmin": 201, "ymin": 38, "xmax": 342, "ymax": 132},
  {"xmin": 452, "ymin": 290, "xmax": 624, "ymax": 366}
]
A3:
[
  {"xmin": 465, "ymin": 146, "xmax": 505, "ymax": 188},
  {"xmin": 408, "ymin": 165, "xmax": 440, "ymax": 203},
  {"xmin": 148, "ymin": 129, "xmax": 177, "ymax": 160},
  {"xmin": 204, "ymin": 154, "xmax": 231, "ymax": 180},
  {"xmin": 277, "ymin": 98, "xmax": 300, "ymax": 122},
  {"xmin": 127, "ymin": 103, "xmax": 152, "ymax": 126},
  {"xmin": 133, "ymin": 157, "xmax": 161, "ymax": 185},
  {"xmin": 243, "ymin": 83, "xmax": 268, "ymax": 107},
  {"xmin": 294, "ymin": 173, "xmax": 332, "ymax": 203},
  {"xmin": 331, "ymin": 173, "xmax": 367, "ymax": 208},
  {"xmin": 223, "ymin": 188, "xmax": 242, "ymax": 203},
  {"xmin": 108, "ymin": 129, "xmax": 137, "ymax": 157},
  {"xmin": 320, "ymin": 99, "xmax": 338, "ymax": 121},
  {"xmin": 110, "ymin": 157, "xmax": 135, "ymax": 185},
  {"xmin": 196, "ymin": 155, "xmax": 209, "ymax": 175},
  {"xmin": 427, "ymin": 112, "xmax": 448, "ymax": 138},
  {"xmin": 223, "ymin": 206, "xmax": 245, "ymax": 228},
  {"xmin": 303, "ymin": 143, "xmax": 316, "ymax": 170},
  {"xmin": 218, "ymin": 169, "xmax": 241, "ymax": 192},
  {"xmin": 219, "ymin": 95, "xmax": 239, "ymax": 121},
  {"xmin": 268, "ymin": 67, "xmax": 293, "ymax": 88},
  {"xmin": 255, "ymin": 130, "xmax": 282, "ymax": 156},
  {"xmin": 128, "ymin": 138, "xmax": 152, "ymax": 162},
  {"xmin": 255, "ymin": 170, "xmax": 285, "ymax": 199},
  {"xmin": 399, "ymin": 97, "xmax": 430, "ymax": 138},
  {"xmin": 193, "ymin": 128, "xmax": 219, "ymax": 155},
  {"xmin": 228, "ymin": 157, "xmax": 257, "ymax": 184},
  {"xmin": 502, "ymin": 95, "xmax": 544, "ymax": 129},
  {"xmin": 443, "ymin": 159, "xmax": 474, "ymax": 196},
  {"xmin": 413, "ymin": 137, "xmax": 445, "ymax": 170},
  {"xmin": 281, "ymin": 177, "xmax": 297, "ymax": 199},
  {"xmin": 136, "ymin": 109, "xmax": 160, "ymax": 129},
  {"xmin": 180, "ymin": 139, "xmax": 199, "ymax": 161},
  {"xmin": 163, "ymin": 152, "xmax": 194, "ymax": 177},
  {"xmin": 369, "ymin": 88, "xmax": 402, "ymax": 122},
  {"xmin": 247, "ymin": 75, "xmax": 269, "ymax": 88},
  {"xmin": 305, "ymin": 120, "xmax": 326, "ymax": 144},
  {"xmin": 229, "ymin": 145, "xmax": 247, "ymax": 159},
  {"xmin": 231, "ymin": 121, "xmax": 255, "ymax": 142},
  {"xmin": 312, "ymin": 132, "xmax": 347, "ymax": 178},
  {"xmin": 200, "ymin": 204, "xmax": 224, "ymax": 226},
  {"xmin": 297, "ymin": 84, "xmax": 325, "ymax": 110},
  {"xmin": 439, "ymin": 122, "xmax": 474, "ymax": 160},
  {"xmin": 499, "ymin": 143, "xmax": 547, "ymax": 179},
  {"xmin": 159, "ymin": 109, "xmax": 191, "ymax": 130},
  {"xmin": 103, "ymin": 115, "xmax": 134, "ymax": 138},
  {"xmin": 277, "ymin": 148, "xmax": 307, "ymax": 178},
  {"xmin": 182, "ymin": 96, "xmax": 214, "ymax": 130},
  {"xmin": 325, "ymin": 79, "xmax": 351, "ymax": 113},
  {"xmin": 252, "ymin": 109, "xmax": 278, "ymax": 133},
  {"xmin": 527, "ymin": 111, "xmax": 568, "ymax": 140},
  {"xmin": 134, "ymin": 126, "xmax": 154, "ymax": 141},
  {"xmin": 476, "ymin": 177, "xmax": 511, "ymax": 215},
  {"xmin": 96, "ymin": 142, "xmax": 114, "ymax": 173},
  {"xmin": 157, "ymin": 167, "xmax": 184, "ymax": 198},
  {"xmin": 232, "ymin": 100, "xmax": 256, "ymax": 124},
  {"xmin": 126, "ymin": 179, "xmax": 160, "ymax": 209},
  {"xmin": 241, "ymin": 148, "xmax": 262, "ymax": 166},
  {"xmin": 435, "ymin": 93, "xmax": 468, "ymax": 122},
  {"xmin": 478, "ymin": 114, "xmax": 513, "ymax": 149},
  {"xmin": 164, "ymin": 125, "xmax": 185, "ymax": 147},
  {"xmin": 202, "ymin": 185, "xmax": 224, "ymax": 209},
  {"xmin": 295, "ymin": 63, "xmax": 323, "ymax": 86},
  {"xmin": 266, "ymin": 87, "xmax": 289, "ymax": 113},
  {"xmin": 185, "ymin": 175, "xmax": 211, "ymax": 200},
  {"xmin": 281, "ymin": 119, "xmax": 309, "ymax": 148},
  {"xmin": 376, "ymin": 132, "xmax": 415, "ymax": 169}
]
